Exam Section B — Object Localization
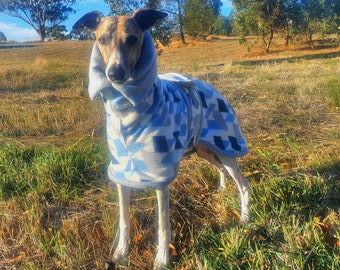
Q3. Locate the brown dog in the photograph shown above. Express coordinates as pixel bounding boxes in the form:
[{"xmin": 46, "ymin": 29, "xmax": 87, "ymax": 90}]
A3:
[{"xmin": 73, "ymin": 9, "xmax": 249, "ymax": 269}]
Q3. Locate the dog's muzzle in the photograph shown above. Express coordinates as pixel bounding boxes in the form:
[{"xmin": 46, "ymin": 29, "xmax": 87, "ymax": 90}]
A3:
[{"xmin": 107, "ymin": 64, "xmax": 126, "ymax": 83}]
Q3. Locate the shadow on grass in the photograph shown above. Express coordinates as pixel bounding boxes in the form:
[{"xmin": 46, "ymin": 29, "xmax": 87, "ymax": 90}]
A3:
[
  {"xmin": 316, "ymin": 160, "xmax": 340, "ymax": 210},
  {"xmin": 235, "ymin": 50, "xmax": 340, "ymax": 66},
  {"xmin": 0, "ymin": 43, "xmax": 37, "ymax": 50}
]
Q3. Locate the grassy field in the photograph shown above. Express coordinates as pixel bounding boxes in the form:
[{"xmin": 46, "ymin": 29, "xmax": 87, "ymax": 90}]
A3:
[{"xmin": 0, "ymin": 38, "xmax": 339, "ymax": 269}]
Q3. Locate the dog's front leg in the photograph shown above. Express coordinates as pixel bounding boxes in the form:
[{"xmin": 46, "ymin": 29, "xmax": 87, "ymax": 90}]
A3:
[
  {"xmin": 113, "ymin": 184, "xmax": 131, "ymax": 264},
  {"xmin": 154, "ymin": 186, "xmax": 170, "ymax": 269}
]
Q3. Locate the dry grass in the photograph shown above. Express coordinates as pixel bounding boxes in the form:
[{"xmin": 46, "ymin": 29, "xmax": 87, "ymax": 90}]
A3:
[
  {"xmin": 0, "ymin": 38, "xmax": 339, "ymax": 269},
  {"xmin": 0, "ymin": 41, "xmax": 105, "ymax": 144}
]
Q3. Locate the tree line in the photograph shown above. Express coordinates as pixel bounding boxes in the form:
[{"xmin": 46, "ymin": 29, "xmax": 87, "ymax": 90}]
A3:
[
  {"xmin": 233, "ymin": 0, "xmax": 340, "ymax": 51},
  {"xmin": 1, "ymin": 0, "xmax": 339, "ymax": 52}
]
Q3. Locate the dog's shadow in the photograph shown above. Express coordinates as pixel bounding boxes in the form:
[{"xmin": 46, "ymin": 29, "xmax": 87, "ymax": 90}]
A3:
[{"xmin": 313, "ymin": 159, "xmax": 340, "ymax": 210}]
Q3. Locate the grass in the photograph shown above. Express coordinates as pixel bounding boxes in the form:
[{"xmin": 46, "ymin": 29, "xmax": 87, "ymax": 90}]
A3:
[{"xmin": 0, "ymin": 38, "xmax": 339, "ymax": 269}]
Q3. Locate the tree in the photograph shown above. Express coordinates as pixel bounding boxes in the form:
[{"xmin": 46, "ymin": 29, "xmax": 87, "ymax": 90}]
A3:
[
  {"xmin": 163, "ymin": 0, "xmax": 186, "ymax": 43},
  {"xmin": 297, "ymin": 0, "xmax": 340, "ymax": 47},
  {"xmin": 69, "ymin": 28, "xmax": 95, "ymax": 41},
  {"xmin": 104, "ymin": 0, "xmax": 141, "ymax": 15},
  {"xmin": 211, "ymin": 15, "xmax": 233, "ymax": 36},
  {"xmin": 333, "ymin": 0, "xmax": 340, "ymax": 26},
  {"xmin": 333, "ymin": 0, "xmax": 340, "ymax": 46},
  {"xmin": 281, "ymin": 0, "xmax": 303, "ymax": 46},
  {"xmin": 184, "ymin": 0, "xmax": 222, "ymax": 38},
  {"xmin": 46, "ymin": 25, "xmax": 67, "ymax": 41},
  {"xmin": 0, "ymin": 31, "xmax": 7, "ymax": 42},
  {"xmin": 175, "ymin": 0, "xmax": 186, "ymax": 43},
  {"xmin": 232, "ymin": 0, "xmax": 287, "ymax": 52},
  {"xmin": 296, "ymin": 0, "xmax": 325, "ymax": 48},
  {"xmin": 0, "ymin": 0, "xmax": 80, "ymax": 41}
]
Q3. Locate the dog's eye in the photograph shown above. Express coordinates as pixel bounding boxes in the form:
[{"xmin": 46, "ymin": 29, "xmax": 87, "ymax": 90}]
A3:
[
  {"xmin": 98, "ymin": 36, "xmax": 109, "ymax": 45},
  {"xmin": 126, "ymin": 35, "xmax": 137, "ymax": 45}
]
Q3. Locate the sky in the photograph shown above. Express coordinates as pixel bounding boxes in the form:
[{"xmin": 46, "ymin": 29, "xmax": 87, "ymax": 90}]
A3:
[{"xmin": 0, "ymin": 0, "xmax": 233, "ymax": 42}]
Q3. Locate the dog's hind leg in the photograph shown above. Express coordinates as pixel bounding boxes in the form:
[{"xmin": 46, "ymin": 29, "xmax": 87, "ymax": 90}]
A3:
[
  {"xmin": 217, "ymin": 155, "xmax": 249, "ymax": 222},
  {"xmin": 154, "ymin": 185, "xmax": 170, "ymax": 269},
  {"xmin": 194, "ymin": 144, "xmax": 230, "ymax": 190},
  {"xmin": 113, "ymin": 184, "xmax": 131, "ymax": 264},
  {"xmin": 195, "ymin": 144, "xmax": 249, "ymax": 222}
]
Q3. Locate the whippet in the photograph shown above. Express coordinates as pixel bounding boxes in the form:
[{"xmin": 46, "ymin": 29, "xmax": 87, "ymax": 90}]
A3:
[{"xmin": 73, "ymin": 9, "xmax": 249, "ymax": 269}]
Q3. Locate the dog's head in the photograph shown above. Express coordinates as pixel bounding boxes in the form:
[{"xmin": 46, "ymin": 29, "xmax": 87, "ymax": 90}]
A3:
[{"xmin": 73, "ymin": 9, "xmax": 167, "ymax": 84}]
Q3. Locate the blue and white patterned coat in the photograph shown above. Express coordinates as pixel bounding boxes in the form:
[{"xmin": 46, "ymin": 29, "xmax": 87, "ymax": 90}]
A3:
[{"xmin": 88, "ymin": 32, "xmax": 248, "ymax": 189}]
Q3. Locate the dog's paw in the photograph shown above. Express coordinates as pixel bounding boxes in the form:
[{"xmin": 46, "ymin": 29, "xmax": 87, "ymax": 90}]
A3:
[
  {"xmin": 105, "ymin": 261, "xmax": 119, "ymax": 270},
  {"xmin": 154, "ymin": 247, "xmax": 169, "ymax": 270},
  {"xmin": 240, "ymin": 214, "xmax": 249, "ymax": 224},
  {"xmin": 112, "ymin": 247, "xmax": 129, "ymax": 266},
  {"xmin": 217, "ymin": 185, "xmax": 226, "ymax": 193}
]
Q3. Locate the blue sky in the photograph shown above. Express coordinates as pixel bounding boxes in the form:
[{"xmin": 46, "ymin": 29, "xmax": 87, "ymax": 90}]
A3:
[{"xmin": 0, "ymin": 0, "xmax": 232, "ymax": 42}]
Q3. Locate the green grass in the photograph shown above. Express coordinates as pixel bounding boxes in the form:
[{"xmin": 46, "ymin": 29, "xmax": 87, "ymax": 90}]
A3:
[
  {"xmin": 326, "ymin": 78, "xmax": 340, "ymax": 109},
  {"xmin": 0, "ymin": 138, "xmax": 107, "ymax": 200},
  {"xmin": 0, "ymin": 39, "xmax": 339, "ymax": 269}
]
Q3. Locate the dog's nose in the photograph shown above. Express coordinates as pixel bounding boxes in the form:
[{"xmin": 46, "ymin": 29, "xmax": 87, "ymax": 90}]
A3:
[{"xmin": 107, "ymin": 64, "xmax": 126, "ymax": 83}]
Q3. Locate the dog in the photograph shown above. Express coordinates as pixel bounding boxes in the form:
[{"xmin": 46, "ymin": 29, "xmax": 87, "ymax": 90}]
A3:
[{"xmin": 73, "ymin": 9, "xmax": 249, "ymax": 269}]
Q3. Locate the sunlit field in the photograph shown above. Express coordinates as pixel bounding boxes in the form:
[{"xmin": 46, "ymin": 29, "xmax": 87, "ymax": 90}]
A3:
[{"xmin": 0, "ymin": 37, "xmax": 339, "ymax": 269}]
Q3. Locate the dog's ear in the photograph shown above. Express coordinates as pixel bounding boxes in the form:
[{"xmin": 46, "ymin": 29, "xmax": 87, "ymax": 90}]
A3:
[
  {"xmin": 132, "ymin": 9, "xmax": 168, "ymax": 31},
  {"xmin": 73, "ymin": 11, "xmax": 104, "ymax": 31}
]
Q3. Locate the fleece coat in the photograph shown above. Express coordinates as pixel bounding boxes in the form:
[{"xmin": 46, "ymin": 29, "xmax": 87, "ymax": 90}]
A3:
[{"xmin": 88, "ymin": 32, "xmax": 248, "ymax": 189}]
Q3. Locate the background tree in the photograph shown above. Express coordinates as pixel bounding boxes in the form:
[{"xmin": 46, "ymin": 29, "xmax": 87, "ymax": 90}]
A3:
[
  {"xmin": 163, "ymin": 0, "xmax": 186, "ymax": 43},
  {"xmin": 232, "ymin": 0, "xmax": 287, "ymax": 52},
  {"xmin": 233, "ymin": 0, "xmax": 340, "ymax": 51},
  {"xmin": 69, "ymin": 28, "xmax": 95, "ymax": 40},
  {"xmin": 295, "ymin": 0, "xmax": 326, "ymax": 48},
  {"xmin": 146, "ymin": 0, "xmax": 173, "ymax": 46},
  {"xmin": 211, "ymin": 15, "xmax": 233, "ymax": 36},
  {"xmin": 46, "ymin": 25, "xmax": 67, "ymax": 41},
  {"xmin": 281, "ymin": 0, "xmax": 303, "ymax": 46},
  {"xmin": 209, "ymin": 0, "xmax": 223, "ymax": 15},
  {"xmin": 104, "ymin": 0, "xmax": 141, "ymax": 15},
  {"xmin": 184, "ymin": 0, "xmax": 222, "ymax": 38},
  {"xmin": 333, "ymin": 0, "xmax": 340, "ymax": 27},
  {"xmin": 333, "ymin": 0, "xmax": 340, "ymax": 46},
  {"xmin": 0, "ymin": 0, "xmax": 80, "ymax": 41},
  {"xmin": 295, "ymin": 0, "xmax": 340, "ymax": 48},
  {"xmin": 0, "ymin": 31, "xmax": 7, "ymax": 42}
]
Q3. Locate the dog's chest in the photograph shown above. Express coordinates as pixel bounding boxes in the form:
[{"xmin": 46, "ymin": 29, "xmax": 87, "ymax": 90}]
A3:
[
  {"xmin": 102, "ymin": 79, "xmax": 202, "ymax": 188},
  {"xmin": 102, "ymin": 75, "xmax": 247, "ymax": 188}
]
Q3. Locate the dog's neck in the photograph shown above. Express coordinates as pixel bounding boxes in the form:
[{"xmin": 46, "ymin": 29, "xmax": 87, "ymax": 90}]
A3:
[{"xmin": 89, "ymin": 32, "xmax": 158, "ymax": 108}]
